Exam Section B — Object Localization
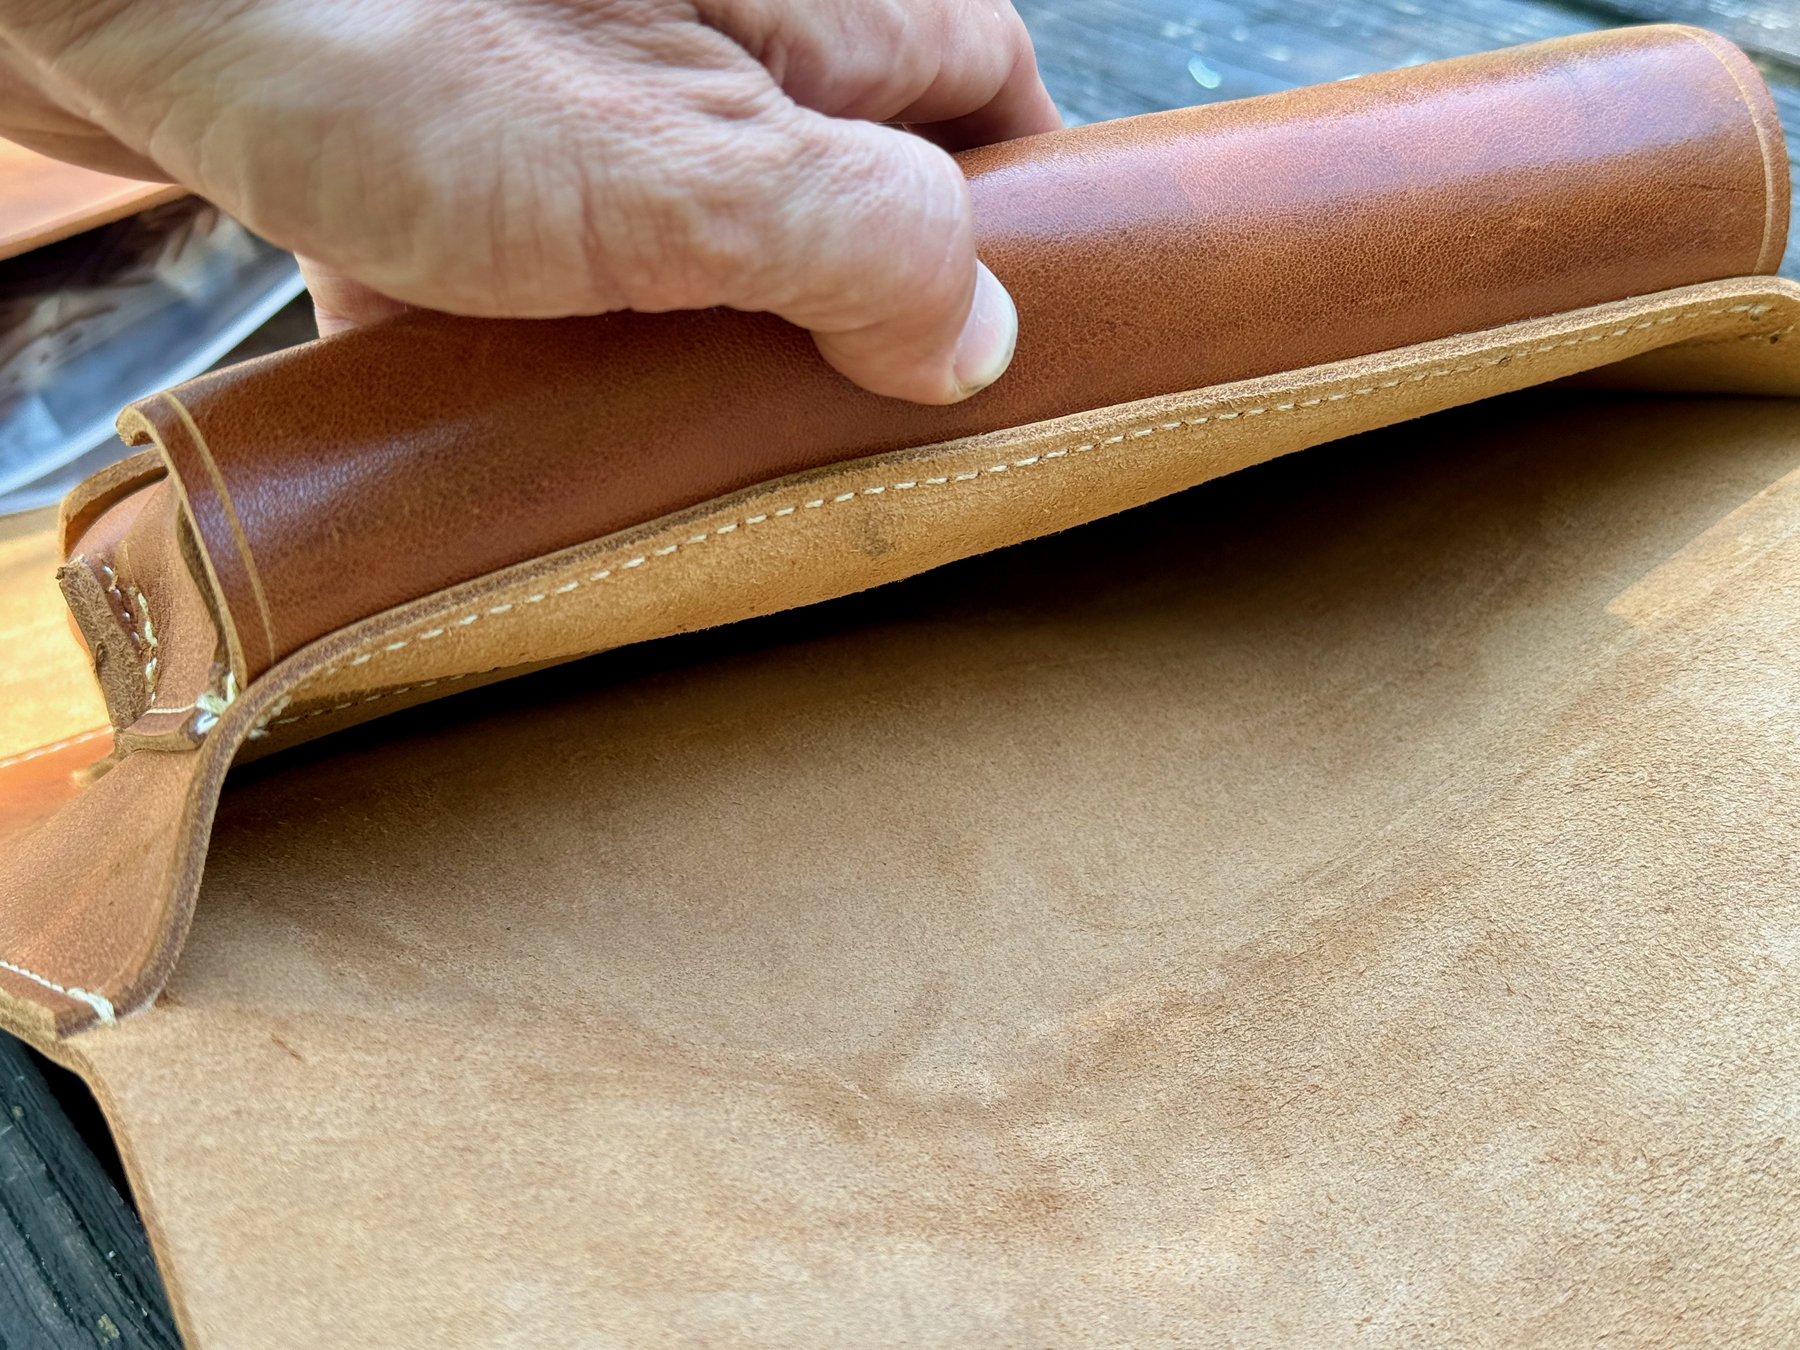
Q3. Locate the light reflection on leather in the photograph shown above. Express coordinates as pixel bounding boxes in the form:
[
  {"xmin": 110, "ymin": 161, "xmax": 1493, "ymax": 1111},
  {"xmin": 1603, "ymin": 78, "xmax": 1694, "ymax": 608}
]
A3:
[{"xmin": 0, "ymin": 730, "xmax": 110, "ymax": 852}]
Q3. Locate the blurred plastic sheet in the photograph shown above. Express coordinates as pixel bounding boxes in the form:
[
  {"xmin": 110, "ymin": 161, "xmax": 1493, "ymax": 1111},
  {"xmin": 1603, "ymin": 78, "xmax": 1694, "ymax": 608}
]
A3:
[{"xmin": 0, "ymin": 199, "xmax": 303, "ymax": 507}]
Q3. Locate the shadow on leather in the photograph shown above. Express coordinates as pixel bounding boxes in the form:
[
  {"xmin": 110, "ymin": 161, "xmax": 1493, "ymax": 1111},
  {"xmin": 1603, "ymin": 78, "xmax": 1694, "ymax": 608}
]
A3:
[{"xmin": 183, "ymin": 386, "xmax": 1800, "ymax": 1055}]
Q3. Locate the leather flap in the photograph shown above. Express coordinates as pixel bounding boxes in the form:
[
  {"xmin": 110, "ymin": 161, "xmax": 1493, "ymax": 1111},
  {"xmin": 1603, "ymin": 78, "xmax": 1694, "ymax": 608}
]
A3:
[{"xmin": 117, "ymin": 25, "xmax": 1790, "ymax": 685}]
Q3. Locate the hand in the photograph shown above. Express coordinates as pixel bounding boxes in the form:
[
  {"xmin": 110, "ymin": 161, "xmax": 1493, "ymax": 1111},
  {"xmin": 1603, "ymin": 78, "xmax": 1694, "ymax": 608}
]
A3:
[{"xmin": 0, "ymin": 0, "xmax": 1062, "ymax": 402}]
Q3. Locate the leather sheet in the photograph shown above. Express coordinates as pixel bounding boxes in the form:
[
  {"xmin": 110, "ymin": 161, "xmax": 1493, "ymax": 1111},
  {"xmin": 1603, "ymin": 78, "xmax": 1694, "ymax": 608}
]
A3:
[
  {"xmin": 0, "ymin": 137, "xmax": 181, "ymax": 262},
  {"xmin": 0, "ymin": 26, "xmax": 1796, "ymax": 1344},
  {"xmin": 8, "ymin": 384, "xmax": 1798, "ymax": 1345},
  {"xmin": 3, "ymin": 25, "xmax": 1789, "ymax": 1039}
]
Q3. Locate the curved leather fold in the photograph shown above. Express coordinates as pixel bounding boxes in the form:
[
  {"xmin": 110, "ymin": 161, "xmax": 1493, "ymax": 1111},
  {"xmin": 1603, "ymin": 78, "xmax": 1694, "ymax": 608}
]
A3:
[{"xmin": 0, "ymin": 25, "xmax": 1796, "ymax": 1036}]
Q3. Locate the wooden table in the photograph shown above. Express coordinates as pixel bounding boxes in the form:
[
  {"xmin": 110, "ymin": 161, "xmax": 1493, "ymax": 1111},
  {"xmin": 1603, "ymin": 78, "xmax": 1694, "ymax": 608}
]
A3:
[{"xmin": 0, "ymin": 2, "xmax": 1794, "ymax": 1344}]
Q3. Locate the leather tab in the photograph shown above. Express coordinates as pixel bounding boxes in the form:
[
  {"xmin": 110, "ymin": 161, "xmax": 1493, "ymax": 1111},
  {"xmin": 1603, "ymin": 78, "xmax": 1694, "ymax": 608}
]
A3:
[{"xmin": 119, "ymin": 393, "xmax": 274, "ymax": 684}]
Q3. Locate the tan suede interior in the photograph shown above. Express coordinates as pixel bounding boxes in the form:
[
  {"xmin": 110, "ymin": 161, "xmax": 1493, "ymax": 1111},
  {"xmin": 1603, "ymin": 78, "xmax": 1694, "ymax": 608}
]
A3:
[{"xmin": 8, "ymin": 380, "xmax": 1796, "ymax": 1345}]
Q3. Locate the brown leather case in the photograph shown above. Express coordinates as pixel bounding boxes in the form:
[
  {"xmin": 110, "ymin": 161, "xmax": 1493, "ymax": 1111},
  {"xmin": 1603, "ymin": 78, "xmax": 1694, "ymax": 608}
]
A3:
[
  {"xmin": 119, "ymin": 23, "xmax": 1786, "ymax": 684},
  {"xmin": 1, "ymin": 28, "xmax": 1800, "ymax": 1343},
  {"xmin": 4, "ymin": 21, "xmax": 1795, "ymax": 1034}
]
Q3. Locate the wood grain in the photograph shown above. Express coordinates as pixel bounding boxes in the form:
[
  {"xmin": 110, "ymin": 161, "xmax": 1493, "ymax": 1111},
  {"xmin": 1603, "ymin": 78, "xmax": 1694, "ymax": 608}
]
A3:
[{"xmin": 0, "ymin": 1038, "xmax": 179, "ymax": 1349}]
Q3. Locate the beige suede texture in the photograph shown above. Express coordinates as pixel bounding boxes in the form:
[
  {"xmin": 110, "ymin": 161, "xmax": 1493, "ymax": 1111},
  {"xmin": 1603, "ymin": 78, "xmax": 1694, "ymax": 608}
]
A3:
[
  {"xmin": 6, "ymin": 377, "xmax": 1792, "ymax": 1345},
  {"xmin": 11, "ymin": 284, "xmax": 1788, "ymax": 1043}
]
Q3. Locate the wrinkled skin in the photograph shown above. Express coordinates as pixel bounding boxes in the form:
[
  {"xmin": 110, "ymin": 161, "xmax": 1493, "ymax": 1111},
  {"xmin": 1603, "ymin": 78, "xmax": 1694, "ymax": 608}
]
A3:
[{"xmin": 0, "ymin": 0, "xmax": 1062, "ymax": 402}]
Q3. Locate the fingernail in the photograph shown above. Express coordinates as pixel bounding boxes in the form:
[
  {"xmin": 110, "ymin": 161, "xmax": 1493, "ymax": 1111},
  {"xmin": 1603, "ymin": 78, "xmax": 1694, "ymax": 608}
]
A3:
[{"xmin": 952, "ymin": 261, "xmax": 1018, "ymax": 399}]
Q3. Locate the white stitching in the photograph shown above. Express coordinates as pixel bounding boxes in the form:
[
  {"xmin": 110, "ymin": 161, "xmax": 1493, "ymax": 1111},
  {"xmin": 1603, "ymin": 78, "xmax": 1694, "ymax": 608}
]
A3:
[
  {"xmin": 0, "ymin": 960, "xmax": 115, "ymax": 1024},
  {"xmin": 0, "ymin": 734, "xmax": 119, "ymax": 1024},
  {"xmin": 268, "ymin": 672, "xmax": 475, "ymax": 726},
  {"xmin": 131, "ymin": 587, "xmax": 158, "ymax": 694},
  {"xmin": 0, "ymin": 729, "xmax": 111, "ymax": 771},
  {"xmin": 99, "ymin": 565, "xmax": 141, "ymax": 647},
  {"xmin": 262, "ymin": 300, "xmax": 1780, "ymax": 731}
]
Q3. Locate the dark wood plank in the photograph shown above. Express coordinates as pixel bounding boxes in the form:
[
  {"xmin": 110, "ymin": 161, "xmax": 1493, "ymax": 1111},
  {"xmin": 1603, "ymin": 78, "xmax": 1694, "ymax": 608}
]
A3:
[
  {"xmin": 1020, "ymin": 0, "xmax": 1597, "ymax": 122},
  {"xmin": 1586, "ymin": 0, "xmax": 1799, "ymax": 64},
  {"xmin": 0, "ymin": 1037, "xmax": 178, "ymax": 1349}
]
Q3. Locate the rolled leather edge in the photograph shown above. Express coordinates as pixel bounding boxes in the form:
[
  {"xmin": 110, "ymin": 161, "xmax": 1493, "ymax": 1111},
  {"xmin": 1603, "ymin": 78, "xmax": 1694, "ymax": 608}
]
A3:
[
  {"xmin": 116, "ymin": 25, "xmax": 1789, "ymax": 685},
  {"xmin": 5, "ymin": 275, "xmax": 1798, "ymax": 1038}
]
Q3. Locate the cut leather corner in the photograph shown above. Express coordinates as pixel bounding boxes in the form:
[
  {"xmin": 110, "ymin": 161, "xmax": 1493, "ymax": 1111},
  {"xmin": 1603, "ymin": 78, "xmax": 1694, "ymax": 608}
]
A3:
[{"xmin": 3, "ymin": 275, "xmax": 1797, "ymax": 1039}]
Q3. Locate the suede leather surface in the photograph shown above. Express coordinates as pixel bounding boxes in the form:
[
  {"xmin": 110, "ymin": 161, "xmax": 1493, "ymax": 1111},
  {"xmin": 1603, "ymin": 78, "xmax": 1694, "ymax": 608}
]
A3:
[
  {"xmin": 5, "ymin": 281, "xmax": 1795, "ymax": 1036},
  {"xmin": 1, "ymin": 28, "xmax": 1797, "ymax": 1341},
  {"xmin": 26, "ymin": 385, "xmax": 1799, "ymax": 1347}
]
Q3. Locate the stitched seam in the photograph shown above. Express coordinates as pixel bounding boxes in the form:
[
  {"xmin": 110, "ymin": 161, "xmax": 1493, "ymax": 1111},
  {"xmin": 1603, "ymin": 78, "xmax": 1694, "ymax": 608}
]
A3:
[
  {"xmin": 97, "ymin": 565, "xmax": 140, "ymax": 647},
  {"xmin": 0, "ymin": 960, "xmax": 116, "ymax": 1025},
  {"xmin": 132, "ymin": 585, "xmax": 157, "ymax": 694},
  {"xmin": 0, "ymin": 731, "xmax": 120, "ymax": 1022},
  {"xmin": 96, "ymin": 566, "xmax": 161, "ymax": 695},
  {"xmin": 0, "ymin": 729, "xmax": 110, "ymax": 771},
  {"xmin": 261, "ymin": 302, "xmax": 1777, "ymax": 729},
  {"xmin": 164, "ymin": 393, "xmax": 280, "ymax": 668},
  {"xmin": 264, "ymin": 672, "xmax": 477, "ymax": 728}
]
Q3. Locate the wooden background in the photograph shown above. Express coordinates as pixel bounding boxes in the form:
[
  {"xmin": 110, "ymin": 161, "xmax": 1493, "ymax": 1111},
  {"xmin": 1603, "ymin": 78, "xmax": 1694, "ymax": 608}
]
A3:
[{"xmin": 0, "ymin": 0, "xmax": 1795, "ymax": 1344}]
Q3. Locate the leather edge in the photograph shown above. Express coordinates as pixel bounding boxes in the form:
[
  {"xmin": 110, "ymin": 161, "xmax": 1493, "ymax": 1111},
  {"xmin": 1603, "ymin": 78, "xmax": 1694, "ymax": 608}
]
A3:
[
  {"xmin": 1668, "ymin": 25, "xmax": 1792, "ymax": 275},
  {"xmin": 0, "ymin": 738, "xmax": 220, "ymax": 1040},
  {"xmin": 117, "ymin": 398, "xmax": 265, "ymax": 687},
  {"xmin": 238, "ymin": 276, "xmax": 1800, "ymax": 759},
  {"xmin": 56, "ymin": 449, "xmax": 166, "ymax": 559},
  {"xmin": 0, "ymin": 183, "xmax": 189, "ymax": 265}
]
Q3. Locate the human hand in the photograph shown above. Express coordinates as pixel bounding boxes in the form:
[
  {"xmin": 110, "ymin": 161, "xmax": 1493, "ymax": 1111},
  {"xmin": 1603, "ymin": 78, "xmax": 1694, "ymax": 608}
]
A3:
[{"xmin": 0, "ymin": 0, "xmax": 1061, "ymax": 402}]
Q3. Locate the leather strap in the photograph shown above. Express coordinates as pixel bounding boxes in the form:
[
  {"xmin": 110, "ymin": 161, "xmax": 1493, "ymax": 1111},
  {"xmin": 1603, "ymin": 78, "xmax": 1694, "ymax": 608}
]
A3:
[{"xmin": 118, "ymin": 25, "xmax": 1789, "ymax": 685}]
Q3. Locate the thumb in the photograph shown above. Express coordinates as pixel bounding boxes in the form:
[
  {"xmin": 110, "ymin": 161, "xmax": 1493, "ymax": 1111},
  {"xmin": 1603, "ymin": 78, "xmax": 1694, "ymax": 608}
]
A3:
[
  {"xmin": 814, "ymin": 256, "xmax": 1019, "ymax": 406},
  {"xmin": 725, "ymin": 110, "xmax": 1018, "ymax": 405},
  {"xmin": 295, "ymin": 255, "xmax": 417, "ymax": 336}
]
